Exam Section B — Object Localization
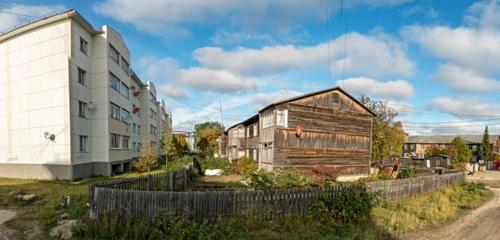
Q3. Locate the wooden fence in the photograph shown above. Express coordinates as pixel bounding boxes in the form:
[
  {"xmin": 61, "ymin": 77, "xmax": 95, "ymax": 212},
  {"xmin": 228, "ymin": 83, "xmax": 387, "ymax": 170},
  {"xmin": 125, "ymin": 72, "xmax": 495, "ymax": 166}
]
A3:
[{"xmin": 89, "ymin": 171, "xmax": 466, "ymax": 221}]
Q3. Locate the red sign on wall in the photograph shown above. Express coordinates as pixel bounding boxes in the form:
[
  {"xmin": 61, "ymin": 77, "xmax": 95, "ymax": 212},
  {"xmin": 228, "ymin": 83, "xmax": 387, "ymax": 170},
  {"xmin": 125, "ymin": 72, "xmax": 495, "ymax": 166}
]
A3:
[{"xmin": 296, "ymin": 124, "xmax": 302, "ymax": 137}]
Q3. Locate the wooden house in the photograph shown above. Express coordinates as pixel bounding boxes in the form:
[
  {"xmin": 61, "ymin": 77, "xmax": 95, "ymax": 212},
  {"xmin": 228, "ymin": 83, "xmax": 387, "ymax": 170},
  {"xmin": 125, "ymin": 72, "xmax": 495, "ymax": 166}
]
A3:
[{"xmin": 225, "ymin": 87, "xmax": 375, "ymax": 177}]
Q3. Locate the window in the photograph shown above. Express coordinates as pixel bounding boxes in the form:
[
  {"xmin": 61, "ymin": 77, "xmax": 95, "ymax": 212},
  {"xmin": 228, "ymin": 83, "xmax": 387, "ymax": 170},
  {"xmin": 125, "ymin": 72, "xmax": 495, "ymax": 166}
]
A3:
[
  {"xmin": 120, "ymin": 82, "xmax": 129, "ymax": 99},
  {"xmin": 120, "ymin": 57, "xmax": 129, "ymax": 74},
  {"xmin": 151, "ymin": 142, "xmax": 157, "ymax": 149},
  {"xmin": 150, "ymin": 125, "xmax": 156, "ymax": 136},
  {"xmin": 276, "ymin": 110, "xmax": 288, "ymax": 127},
  {"xmin": 108, "ymin": 44, "xmax": 119, "ymax": 64},
  {"xmin": 122, "ymin": 136, "xmax": 130, "ymax": 149},
  {"xmin": 132, "ymin": 142, "xmax": 136, "ymax": 152},
  {"xmin": 150, "ymin": 108, "xmax": 157, "ymax": 120},
  {"xmin": 78, "ymin": 101, "xmax": 87, "ymax": 118},
  {"xmin": 79, "ymin": 135, "xmax": 88, "ymax": 152},
  {"xmin": 79, "ymin": 37, "xmax": 88, "ymax": 54},
  {"xmin": 110, "ymin": 102, "xmax": 120, "ymax": 120},
  {"xmin": 110, "ymin": 134, "xmax": 120, "ymax": 149},
  {"xmin": 132, "ymin": 123, "xmax": 136, "ymax": 133},
  {"xmin": 109, "ymin": 72, "xmax": 120, "ymax": 92},
  {"xmin": 137, "ymin": 142, "xmax": 142, "ymax": 152},
  {"xmin": 137, "ymin": 125, "xmax": 141, "ymax": 134},
  {"xmin": 261, "ymin": 142, "xmax": 273, "ymax": 163},
  {"xmin": 262, "ymin": 111, "xmax": 274, "ymax": 128},
  {"xmin": 121, "ymin": 109, "xmax": 130, "ymax": 123},
  {"xmin": 150, "ymin": 91, "xmax": 156, "ymax": 103},
  {"xmin": 78, "ymin": 68, "xmax": 86, "ymax": 85}
]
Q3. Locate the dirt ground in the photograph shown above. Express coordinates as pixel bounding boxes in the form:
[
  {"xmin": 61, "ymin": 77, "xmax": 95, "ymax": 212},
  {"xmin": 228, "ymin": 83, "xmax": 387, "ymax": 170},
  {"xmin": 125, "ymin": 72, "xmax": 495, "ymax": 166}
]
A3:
[{"xmin": 402, "ymin": 171, "xmax": 500, "ymax": 240}]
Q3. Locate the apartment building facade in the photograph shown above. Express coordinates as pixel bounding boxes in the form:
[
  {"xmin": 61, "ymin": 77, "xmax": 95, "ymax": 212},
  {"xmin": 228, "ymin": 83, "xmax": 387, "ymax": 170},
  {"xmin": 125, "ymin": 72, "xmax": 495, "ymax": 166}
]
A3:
[{"xmin": 0, "ymin": 10, "xmax": 171, "ymax": 180}]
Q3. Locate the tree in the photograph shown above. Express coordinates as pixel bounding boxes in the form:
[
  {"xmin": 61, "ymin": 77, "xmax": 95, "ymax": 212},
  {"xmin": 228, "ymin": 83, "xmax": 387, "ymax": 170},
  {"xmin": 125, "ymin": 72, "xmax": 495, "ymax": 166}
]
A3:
[
  {"xmin": 166, "ymin": 134, "xmax": 189, "ymax": 161},
  {"xmin": 133, "ymin": 140, "xmax": 158, "ymax": 172},
  {"xmin": 447, "ymin": 137, "xmax": 472, "ymax": 170},
  {"xmin": 359, "ymin": 96, "xmax": 406, "ymax": 164},
  {"xmin": 426, "ymin": 145, "xmax": 447, "ymax": 158},
  {"xmin": 194, "ymin": 121, "xmax": 224, "ymax": 157},
  {"xmin": 161, "ymin": 126, "xmax": 172, "ymax": 157},
  {"xmin": 480, "ymin": 126, "xmax": 492, "ymax": 161}
]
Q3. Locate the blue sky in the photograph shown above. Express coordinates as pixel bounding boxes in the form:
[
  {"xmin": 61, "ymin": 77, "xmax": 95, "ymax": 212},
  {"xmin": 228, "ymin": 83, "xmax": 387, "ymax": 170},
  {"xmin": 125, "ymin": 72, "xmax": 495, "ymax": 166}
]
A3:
[{"xmin": 1, "ymin": 0, "xmax": 500, "ymax": 135}]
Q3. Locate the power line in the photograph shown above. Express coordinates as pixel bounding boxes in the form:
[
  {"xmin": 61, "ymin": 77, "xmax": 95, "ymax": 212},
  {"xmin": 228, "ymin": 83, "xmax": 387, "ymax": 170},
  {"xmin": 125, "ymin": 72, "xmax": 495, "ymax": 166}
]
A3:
[{"xmin": 321, "ymin": 0, "xmax": 332, "ymax": 84}]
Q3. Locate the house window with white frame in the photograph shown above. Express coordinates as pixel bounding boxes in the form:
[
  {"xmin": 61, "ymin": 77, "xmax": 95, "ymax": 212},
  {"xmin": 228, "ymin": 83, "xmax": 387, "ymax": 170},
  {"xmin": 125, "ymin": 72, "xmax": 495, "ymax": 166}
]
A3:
[
  {"xmin": 79, "ymin": 135, "xmax": 88, "ymax": 152},
  {"xmin": 109, "ymin": 72, "xmax": 120, "ymax": 92},
  {"xmin": 120, "ymin": 57, "xmax": 129, "ymax": 74},
  {"xmin": 122, "ymin": 136, "xmax": 130, "ymax": 149},
  {"xmin": 276, "ymin": 110, "xmax": 288, "ymax": 127},
  {"xmin": 110, "ymin": 102, "xmax": 121, "ymax": 120},
  {"xmin": 121, "ymin": 109, "xmax": 130, "ymax": 123},
  {"xmin": 262, "ymin": 111, "xmax": 274, "ymax": 128},
  {"xmin": 108, "ymin": 44, "xmax": 120, "ymax": 64},
  {"xmin": 110, "ymin": 133, "xmax": 120, "ymax": 149}
]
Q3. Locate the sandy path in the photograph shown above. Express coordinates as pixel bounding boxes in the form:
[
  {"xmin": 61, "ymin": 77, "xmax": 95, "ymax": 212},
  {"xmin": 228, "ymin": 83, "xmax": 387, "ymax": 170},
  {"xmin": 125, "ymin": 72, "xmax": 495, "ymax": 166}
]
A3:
[{"xmin": 402, "ymin": 171, "xmax": 500, "ymax": 240}]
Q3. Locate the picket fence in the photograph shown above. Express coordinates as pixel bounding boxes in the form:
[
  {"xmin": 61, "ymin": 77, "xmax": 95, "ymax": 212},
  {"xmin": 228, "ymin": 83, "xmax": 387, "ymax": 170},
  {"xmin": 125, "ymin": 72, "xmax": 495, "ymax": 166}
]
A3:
[{"xmin": 89, "ymin": 170, "xmax": 466, "ymax": 220}]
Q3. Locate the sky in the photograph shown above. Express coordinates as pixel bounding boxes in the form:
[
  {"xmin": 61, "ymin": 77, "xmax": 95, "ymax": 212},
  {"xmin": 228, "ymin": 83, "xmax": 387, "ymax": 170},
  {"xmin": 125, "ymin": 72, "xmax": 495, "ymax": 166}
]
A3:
[{"xmin": 1, "ymin": 0, "xmax": 500, "ymax": 135}]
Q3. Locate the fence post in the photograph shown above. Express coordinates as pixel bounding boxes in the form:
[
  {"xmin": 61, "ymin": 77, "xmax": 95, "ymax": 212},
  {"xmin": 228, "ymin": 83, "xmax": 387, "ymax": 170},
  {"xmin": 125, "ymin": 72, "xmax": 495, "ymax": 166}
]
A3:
[
  {"xmin": 169, "ymin": 171, "xmax": 175, "ymax": 191},
  {"xmin": 147, "ymin": 175, "xmax": 152, "ymax": 191}
]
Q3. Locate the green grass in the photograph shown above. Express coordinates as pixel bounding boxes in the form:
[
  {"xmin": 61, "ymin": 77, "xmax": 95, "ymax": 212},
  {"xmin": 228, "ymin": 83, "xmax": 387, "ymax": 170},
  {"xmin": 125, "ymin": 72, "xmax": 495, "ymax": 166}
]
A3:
[{"xmin": 372, "ymin": 182, "xmax": 492, "ymax": 234}]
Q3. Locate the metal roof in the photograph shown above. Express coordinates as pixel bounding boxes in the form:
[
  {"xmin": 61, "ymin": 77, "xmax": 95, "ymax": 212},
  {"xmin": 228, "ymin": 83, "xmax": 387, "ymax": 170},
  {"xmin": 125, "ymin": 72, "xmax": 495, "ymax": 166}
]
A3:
[
  {"xmin": 259, "ymin": 86, "xmax": 376, "ymax": 116},
  {"xmin": 406, "ymin": 135, "xmax": 500, "ymax": 144}
]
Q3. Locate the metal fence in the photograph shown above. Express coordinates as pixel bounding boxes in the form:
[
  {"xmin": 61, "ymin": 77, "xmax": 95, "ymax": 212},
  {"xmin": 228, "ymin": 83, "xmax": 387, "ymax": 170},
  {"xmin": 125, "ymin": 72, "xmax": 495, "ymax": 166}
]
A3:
[{"xmin": 89, "ymin": 171, "xmax": 466, "ymax": 220}]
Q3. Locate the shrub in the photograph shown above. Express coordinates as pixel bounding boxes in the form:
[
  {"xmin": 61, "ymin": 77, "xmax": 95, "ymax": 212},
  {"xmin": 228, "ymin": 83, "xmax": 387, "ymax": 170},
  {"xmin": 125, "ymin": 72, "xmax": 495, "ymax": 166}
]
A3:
[
  {"xmin": 199, "ymin": 157, "xmax": 231, "ymax": 173},
  {"xmin": 309, "ymin": 184, "xmax": 375, "ymax": 223},
  {"xmin": 232, "ymin": 157, "xmax": 258, "ymax": 175},
  {"xmin": 399, "ymin": 166, "xmax": 415, "ymax": 179},
  {"xmin": 244, "ymin": 169, "xmax": 317, "ymax": 189},
  {"xmin": 133, "ymin": 142, "xmax": 158, "ymax": 172}
]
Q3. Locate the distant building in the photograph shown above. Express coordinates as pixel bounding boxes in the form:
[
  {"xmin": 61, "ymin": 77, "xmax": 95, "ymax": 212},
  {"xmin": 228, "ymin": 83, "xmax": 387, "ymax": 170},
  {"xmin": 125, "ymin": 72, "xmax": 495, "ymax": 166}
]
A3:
[
  {"xmin": 223, "ymin": 87, "xmax": 375, "ymax": 177},
  {"xmin": 0, "ymin": 10, "xmax": 171, "ymax": 180},
  {"xmin": 173, "ymin": 131, "xmax": 196, "ymax": 152},
  {"xmin": 404, "ymin": 135, "xmax": 500, "ymax": 162}
]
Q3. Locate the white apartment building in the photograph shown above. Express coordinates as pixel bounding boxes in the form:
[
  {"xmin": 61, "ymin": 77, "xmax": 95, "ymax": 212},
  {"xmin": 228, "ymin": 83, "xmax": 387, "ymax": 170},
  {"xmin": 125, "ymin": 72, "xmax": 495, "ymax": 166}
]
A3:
[{"xmin": 0, "ymin": 10, "xmax": 172, "ymax": 180}]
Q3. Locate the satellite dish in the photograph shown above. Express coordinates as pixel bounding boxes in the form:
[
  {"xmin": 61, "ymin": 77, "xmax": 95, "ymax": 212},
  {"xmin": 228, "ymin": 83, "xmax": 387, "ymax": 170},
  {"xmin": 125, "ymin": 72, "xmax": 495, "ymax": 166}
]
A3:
[
  {"xmin": 44, "ymin": 131, "xmax": 56, "ymax": 142},
  {"xmin": 87, "ymin": 101, "xmax": 95, "ymax": 110}
]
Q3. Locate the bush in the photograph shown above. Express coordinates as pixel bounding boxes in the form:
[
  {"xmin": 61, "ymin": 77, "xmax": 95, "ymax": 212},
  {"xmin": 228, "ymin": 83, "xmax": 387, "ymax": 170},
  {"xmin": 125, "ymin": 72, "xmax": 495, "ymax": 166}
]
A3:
[
  {"xmin": 133, "ymin": 142, "xmax": 158, "ymax": 172},
  {"xmin": 309, "ymin": 184, "xmax": 375, "ymax": 223},
  {"xmin": 232, "ymin": 157, "xmax": 258, "ymax": 175},
  {"xmin": 244, "ymin": 169, "xmax": 317, "ymax": 189},
  {"xmin": 399, "ymin": 166, "xmax": 415, "ymax": 179},
  {"xmin": 199, "ymin": 157, "xmax": 231, "ymax": 173}
]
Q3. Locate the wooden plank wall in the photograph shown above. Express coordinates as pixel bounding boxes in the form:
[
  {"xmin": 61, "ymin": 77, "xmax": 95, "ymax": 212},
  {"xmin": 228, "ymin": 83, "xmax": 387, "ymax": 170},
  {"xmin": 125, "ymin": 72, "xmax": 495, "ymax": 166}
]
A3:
[
  {"xmin": 272, "ymin": 93, "xmax": 373, "ymax": 175},
  {"xmin": 89, "ymin": 172, "xmax": 466, "ymax": 220}
]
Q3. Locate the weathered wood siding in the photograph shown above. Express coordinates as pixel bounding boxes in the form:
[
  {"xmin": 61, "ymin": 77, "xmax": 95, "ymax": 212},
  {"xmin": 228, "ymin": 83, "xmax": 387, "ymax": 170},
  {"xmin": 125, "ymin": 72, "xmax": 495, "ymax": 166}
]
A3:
[{"xmin": 273, "ymin": 89, "xmax": 373, "ymax": 175}]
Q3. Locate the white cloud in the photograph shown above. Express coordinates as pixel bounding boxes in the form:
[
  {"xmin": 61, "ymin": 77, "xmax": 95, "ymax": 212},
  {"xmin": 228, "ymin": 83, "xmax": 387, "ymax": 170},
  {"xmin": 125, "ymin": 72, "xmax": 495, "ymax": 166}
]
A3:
[
  {"xmin": 402, "ymin": 25, "xmax": 500, "ymax": 76},
  {"xmin": 405, "ymin": 121, "xmax": 500, "ymax": 135},
  {"xmin": 337, "ymin": 77, "xmax": 415, "ymax": 100},
  {"xmin": 137, "ymin": 56, "xmax": 257, "ymax": 96},
  {"xmin": 428, "ymin": 97, "xmax": 500, "ymax": 119},
  {"xmin": 194, "ymin": 32, "xmax": 414, "ymax": 77},
  {"xmin": 178, "ymin": 68, "xmax": 257, "ymax": 93},
  {"xmin": 465, "ymin": 0, "xmax": 500, "ymax": 31},
  {"xmin": 0, "ymin": 4, "xmax": 66, "ymax": 32},
  {"xmin": 435, "ymin": 63, "xmax": 500, "ymax": 92},
  {"xmin": 93, "ymin": 0, "xmax": 410, "ymax": 38}
]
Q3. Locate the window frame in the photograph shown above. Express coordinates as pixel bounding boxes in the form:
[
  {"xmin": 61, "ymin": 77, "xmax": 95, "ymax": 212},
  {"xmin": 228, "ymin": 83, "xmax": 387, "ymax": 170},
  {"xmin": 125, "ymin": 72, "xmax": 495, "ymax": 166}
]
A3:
[
  {"xmin": 110, "ymin": 133, "xmax": 120, "ymax": 149},
  {"xmin": 109, "ymin": 72, "xmax": 120, "ymax": 92},
  {"xmin": 120, "ymin": 57, "xmax": 130, "ymax": 74},
  {"xmin": 122, "ymin": 136, "xmax": 130, "ymax": 149},
  {"xmin": 120, "ymin": 82, "xmax": 130, "ymax": 99},
  {"xmin": 79, "ymin": 37, "xmax": 88, "ymax": 55},
  {"xmin": 108, "ymin": 44, "xmax": 120, "ymax": 64},
  {"xmin": 110, "ymin": 102, "xmax": 121, "ymax": 120},
  {"xmin": 79, "ymin": 135, "xmax": 88, "ymax": 152},
  {"xmin": 78, "ymin": 101, "xmax": 87, "ymax": 118},
  {"xmin": 121, "ymin": 108, "xmax": 130, "ymax": 123},
  {"xmin": 78, "ymin": 67, "xmax": 86, "ymax": 86}
]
